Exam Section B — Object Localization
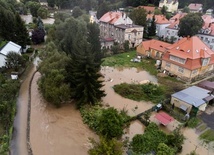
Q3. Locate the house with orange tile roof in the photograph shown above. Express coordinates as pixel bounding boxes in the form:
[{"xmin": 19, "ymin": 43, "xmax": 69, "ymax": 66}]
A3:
[
  {"xmin": 197, "ymin": 15, "xmax": 214, "ymax": 50},
  {"xmin": 136, "ymin": 39, "xmax": 171, "ymax": 59},
  {"xmin": 99, "ymin": 11, "xmax": 144, "ymax": 48},
  {"xmin": 159, "ymin": 0, "xmax": 179, "ymax": 13},
  {"xmin": 161, "ymin": 36, "xmax": 214, "ymax": 81},
  {"xmin": 147, "ymin": 14, "xmax": 170, "ymax": 38},
  {"xmin": 164, "ymin": 13, "xmax": 187, "ymax": 42},
  {"xmin": 188, "ymin": 3, "xmax": 203, "ymax": 13},
  {"xmin": 137, "ymin": 6, "xmax": 156, "ymax": 14}
]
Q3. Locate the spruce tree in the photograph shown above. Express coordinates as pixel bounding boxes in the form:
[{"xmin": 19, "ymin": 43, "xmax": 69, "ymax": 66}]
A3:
[{"xmin": 148, "ymin": 15, "xmax": 156, "ymax": 37}]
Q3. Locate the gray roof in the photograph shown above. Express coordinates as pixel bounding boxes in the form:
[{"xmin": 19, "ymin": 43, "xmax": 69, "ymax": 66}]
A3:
[
  {"xmin": 172, "ymin": 86, "xmax": 212, "ymax": 107},
  {"xmin": 0, "ymin": 41, "xmax": 21, "ymax": 56},
  {"xmin": 114, "ymin": 24, "xmax": 143, "ymax": 30}
]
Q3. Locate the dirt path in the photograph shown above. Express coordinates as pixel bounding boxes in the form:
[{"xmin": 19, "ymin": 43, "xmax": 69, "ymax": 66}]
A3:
[{"xmin": 10, "ymin": 66, "xmax": 36, "ymax": 155}]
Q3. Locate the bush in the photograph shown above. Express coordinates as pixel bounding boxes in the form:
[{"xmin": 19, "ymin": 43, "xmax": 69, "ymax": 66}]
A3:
[
  {"xmin": 26, "ymin": 48, "xmax": 34, "ymax": 53},
  {"xmin": 80, "ymin": 106, "xmax": 130, "ymax": 139},
  {"xmin": 113, "ymin": 83, "xmax": 165, "ymax": 103},
  {"xmin": 186, "ymin": 117, "xmax": 200, "ymax": 128}
]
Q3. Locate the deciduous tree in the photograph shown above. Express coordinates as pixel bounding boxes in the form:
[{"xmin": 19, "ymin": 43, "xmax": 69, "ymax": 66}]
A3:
[{"xmin": 178, "ymin": 13, "xmax": 203, "ymax": 37}]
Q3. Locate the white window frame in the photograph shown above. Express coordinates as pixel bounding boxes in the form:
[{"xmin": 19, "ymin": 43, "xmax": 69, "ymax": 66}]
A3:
[{"xmin": 178, "ymin": 66, "xmax": 184, "ymax": 73}]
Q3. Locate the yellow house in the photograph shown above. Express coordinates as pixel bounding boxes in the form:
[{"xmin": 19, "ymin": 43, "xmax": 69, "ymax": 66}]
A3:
[{"xmin": 136, "ymin": 39, "xmax": 171, "ymax": 59}]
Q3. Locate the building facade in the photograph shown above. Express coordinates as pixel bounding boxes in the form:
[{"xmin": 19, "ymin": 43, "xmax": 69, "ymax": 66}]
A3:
[
  {"xmin": 161, "ymin": 36, "xmax": 214, "ymax": 81},
  {"xmin": 99, "ymin": 11, "xmax": 144, "ymax": 48},
  {"xmin": 159, "ymin": 0, "xmax": 179, "ymax": 13}
]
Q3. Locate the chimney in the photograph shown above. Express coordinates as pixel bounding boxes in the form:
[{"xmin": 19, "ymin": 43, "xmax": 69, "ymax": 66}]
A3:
[{"xmin": 187, "ymin": 35, "xmax": 190, "ymax": 40}]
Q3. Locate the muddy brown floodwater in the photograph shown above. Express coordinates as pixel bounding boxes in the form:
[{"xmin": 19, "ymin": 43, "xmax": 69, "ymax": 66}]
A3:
[{"xmin": 30, "ymin": 72, "xmax": 97, "ymax": 155}]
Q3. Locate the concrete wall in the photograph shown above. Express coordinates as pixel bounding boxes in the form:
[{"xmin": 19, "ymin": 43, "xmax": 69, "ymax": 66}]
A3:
[{"xmin": 171, "ymin": 96, "xmax": 192, "ymax": 114}]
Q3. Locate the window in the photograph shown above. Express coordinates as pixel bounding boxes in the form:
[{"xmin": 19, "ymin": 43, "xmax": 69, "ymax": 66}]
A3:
[
  {"xmin": 170, "ymin": 55, "xmax": 186, "ymax": 64},
  {"xmin": 212, "ymin": 39, "xmax": 214, "ymax": 43},
  {"xmin": 166, "ymin": 62, "xmax": 171, "ymax": 68},
  {"xmin": 192, "ymin": 69, "xmax": 198, "ymax": 75},
  {"xmin": 201, "ymin": 37, "xmax": 204, "ymax": 40},
  {"xmin": 202, "ymin": 58, "xmax": 210, "ymax": 66},
  {"xmin": 178, "ymin": 67, "xmax": 184, "ymax": 73}
]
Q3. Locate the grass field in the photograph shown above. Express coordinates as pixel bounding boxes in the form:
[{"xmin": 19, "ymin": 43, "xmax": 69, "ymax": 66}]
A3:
[{"xmin": 102, "ymin": 51, "xmax": 157, "ymax": 75}]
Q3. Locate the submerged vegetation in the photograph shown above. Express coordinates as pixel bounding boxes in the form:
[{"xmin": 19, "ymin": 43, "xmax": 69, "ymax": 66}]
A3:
[{"xmin": 113, "ymin": 82, "xmax": 166, "ymax": 103}]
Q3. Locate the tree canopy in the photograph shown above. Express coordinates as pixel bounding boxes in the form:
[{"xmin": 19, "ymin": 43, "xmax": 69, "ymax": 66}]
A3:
[
  {"xmin": 130, "ymin": 8, "xmax": 147, "ymax": 27},
  {"xmin": 178, "ymin": 13, "xmax": 203, "ymax": 37}
]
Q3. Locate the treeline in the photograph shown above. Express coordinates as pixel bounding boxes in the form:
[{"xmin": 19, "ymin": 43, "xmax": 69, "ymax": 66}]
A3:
[
  {"xmin": 0, "ymin": 0, "xmax": 29, "ymax": 49},
  {"xmin": 38, "ymin": 13, "xmax": 105, "ymax": 108}
]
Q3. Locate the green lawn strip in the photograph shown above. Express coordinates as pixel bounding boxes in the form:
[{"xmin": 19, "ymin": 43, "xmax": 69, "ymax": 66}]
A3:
[
  {"xmin": 199, "ymin": 129, "xmax": 214, "ymax": 143},
  {"xmin": 186, "ymin": 117, "xmax": 201, "ymax": 128},
  {"xmin": 0, "ymin": 41, "xmax": 7, "ymax": 48}
]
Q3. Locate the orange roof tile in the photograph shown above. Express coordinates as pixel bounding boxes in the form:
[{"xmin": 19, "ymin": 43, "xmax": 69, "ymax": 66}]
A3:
[
  {"xmin": 99, "ymin": 11, "xmax": 123, "ymax": 24},
  {"xmin": 166, "ymin": 36, "xmax": 213, "ymax": 59},
  {"xmin": 137, "ymin": 6, "xmax": 156, "ymax": 13},
  {"xmin": 147, "ymin": 14, "xmax": 170, "ymax": 24},
  {"xmin": 141, "ymin": 39, "xmax": 171, "ymax": 52}
]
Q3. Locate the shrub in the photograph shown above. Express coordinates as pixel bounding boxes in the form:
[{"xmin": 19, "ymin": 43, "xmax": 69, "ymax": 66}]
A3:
[
  {"xmin": 26, "ymin": 48, "xmax": 34, "ymax": 53},
  {"xmin": 186, "ymin": 117, "xmax": 200, "ymax": 128}
]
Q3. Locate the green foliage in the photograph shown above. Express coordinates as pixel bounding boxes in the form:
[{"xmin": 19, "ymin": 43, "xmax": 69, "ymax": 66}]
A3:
[
  {"xmin": 80, "ymin": 106, "xmax": 130, "ymax": 139},
  {"xmin": 161, "ymin": 5, "xmax": 167, "ymax": 15},
  {"xmin": 157, "ymin": 143, "xmax": 175, "ymax": 155},
  {"xmin": 72, "ymin": 6, "xmax": 83, "ymax": 18},
  {"xmin": 130, "ymin": 8, "xmax": 147, "ymax": 27},
  {"xmin": 37, "ymin": 7, "xmax": 48, "ymax": 19},
  {"xmin": 80, "ymin": 105, "xmax": 103, "ymax": 132},
  {"xmin": 167, "ymin": 127, "xmax": 185, "ymax": 153},
  {"xmin": 88, "ymin": 136, "xmax": 123, "ymax": 155},
  {"xmin": 38, "ymin": 44, "xmax": 71, "ymax": 107},
  {"xmin": 148, "ymin": 15, "xmax": 156, "ymax": 37},
  {"xmin": 131, "ymin": 123, "xmax": 168, "ymax": 154},
  {"xmin": 98, "ymin": 107, "xmax": 127, "ymax": 139},
  {"xmin": 111, "ymin": 42, "xmax": 120, "ymax": 54},
  {"xmin": 199, "ymin": 129, "xmax": 214, "ymax": 143},
  {"xmin": 26, "ymin": 1, "xmax": 41, "ymax": 17},
  {"xmin": 186, "ymin": 117, "xmax": 200, "ymax": 128},
  {"xmin": 5, "ymin": 51, "xmax": 25, "ymax": 71},
  {"xmin": 131, "ymin": 123, "xmax": 185, "ymax": 154},
  {"xmin": 123, "ymin": 40, "xmax": 130, "ymax": 52},
  {"xmin": 183, "ymin": 6, "xmax": 190, "ymax": 13},
  {"xmin": 113, "ymin": 82, "xmax": 165, "ymax": 103},
  {"xmin": 186, "ymin": 150, "xmax": 199, "ymax": 155},
  {"xmin": 178, "ymin": 13, "xmax": 203, "ymax": 37}
]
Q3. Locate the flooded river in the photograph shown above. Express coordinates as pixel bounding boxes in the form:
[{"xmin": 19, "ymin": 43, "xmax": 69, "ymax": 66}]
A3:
[{"xmin": 11, "ymin": 63, "xmax": 214, "ymax": 155}]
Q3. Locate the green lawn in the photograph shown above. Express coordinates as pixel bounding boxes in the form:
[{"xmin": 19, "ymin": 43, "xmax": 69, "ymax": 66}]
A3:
[
  {"xmin": 102, "ymin": 51, "xmax": 157, "ymax": 75},
  {"xmin": 199, "ymin": 129, "xmax": 214, "ymax": 143},
  {"xmin": 0, "ymin": 41, "xmax": 7, "ymax": 48}
]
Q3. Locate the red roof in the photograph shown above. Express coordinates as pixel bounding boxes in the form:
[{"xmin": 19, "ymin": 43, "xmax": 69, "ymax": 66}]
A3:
[
  {"xmin": 166, "ymin": 36, "xmax": 213, "ymax": 59},
  {"xmin": 155, "ymin": 112, "xmax": 174, "ymax": 126},
  {"xmin": 99, "ymin": 11, "xmax": 123, "ymax": 24},
  {"xmin": 147, "ymin": 14, "xmax": 170, "ymax": 24},
  {"xmin": 141, "ymin": 39, "xmax": 171, "ymax": 52},
  {"xmin": 138, "ymin": 6, "xmax": 156, "ymax": 13}
]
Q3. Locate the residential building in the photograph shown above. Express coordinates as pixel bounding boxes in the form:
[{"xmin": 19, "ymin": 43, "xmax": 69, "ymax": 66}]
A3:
[
  {"xmin": 171, "ymin": 86, "xmax": 213, "ymax": 114},
  {"xmin": 136, "ymin": 39, "xmax": 171, "ymax": 59},
  {"xmin": 147, "ymin": 14, "xmax": 170, "ymax": 38},
  {"xmin": 89, "ymin": 10, "xmax": 98, "ymax": 23},
  {"xmin": 188, "ymin": 3, "xmax": 203, "ymax": 13},
  {"xmin": 137, "ymin": 6, "xmax": 156, "ymax": 14},
  {"xmin": 164, "ymin": 13, "xmax": 187, "ymax": 42},
  {"xmin": 161, "ymin": 36, "xmax": 214, "ymax": 81},
  {"xmin": 197, "ymin": 15, "xmax": 214, "ymax": 50},
  {"xmin": 99, "ymin": 11, "xmax": 143, "ymax": 48},
  {"xmin": 206, "ymin": 9, "xmax": 213, "ymax": 15},
  {"xmin": 159, "ymin": 0, "xmax": 179, "ymax": 13},
  {"xmin": 0, "ymin": 41, "xmax": 21, "ymax": 68}
]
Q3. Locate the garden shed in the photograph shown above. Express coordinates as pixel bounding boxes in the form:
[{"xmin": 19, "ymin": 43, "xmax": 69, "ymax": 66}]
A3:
[{"xmin": 171, "ymin": 86, "xmax": 214, "ymax": 114}]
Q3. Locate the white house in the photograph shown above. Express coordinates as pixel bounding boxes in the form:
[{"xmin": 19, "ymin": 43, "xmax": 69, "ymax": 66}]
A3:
[
  {"xmin": 0, "ymin": 41, "xmax": 21, "ymax": 68},
  {"xmin": 147, "ymin": 14, "xmax": 170, "ymax": 38}
]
